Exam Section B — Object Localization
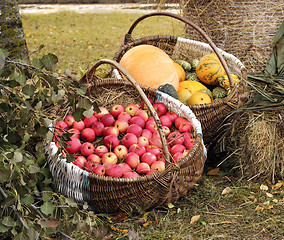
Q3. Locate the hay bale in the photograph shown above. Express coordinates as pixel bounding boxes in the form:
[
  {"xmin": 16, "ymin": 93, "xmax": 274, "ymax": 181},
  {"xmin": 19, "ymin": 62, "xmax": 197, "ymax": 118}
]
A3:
[
  {"xmin": 215, "ymin": 110, "xmax": 284, "ymax": 183},
  {"xmin": 180, "ymin": 0, "xmax": 284, "ymax": 72}
]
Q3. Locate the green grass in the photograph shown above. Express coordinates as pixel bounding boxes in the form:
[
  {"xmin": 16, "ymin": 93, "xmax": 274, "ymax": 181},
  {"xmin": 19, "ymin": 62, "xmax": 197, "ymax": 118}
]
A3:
[
  {"xmin": 21, "ymin": 11, "xmax": 185, "ymax": 74},
  {"xmin": 21, "ymin": 12, "xmax": 284, "ymax": 240}
]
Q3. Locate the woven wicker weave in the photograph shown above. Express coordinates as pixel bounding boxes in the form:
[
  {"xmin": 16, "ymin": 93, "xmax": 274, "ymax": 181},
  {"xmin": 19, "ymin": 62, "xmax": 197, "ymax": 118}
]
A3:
[
  {"xmin": 46, "ymin": 59, "xmax": 207, "ymax": 213},
  {"xmin": 113, "ymin": 12, "xmax": 248, "ymax": 144},
  {"xmin": 181, "ymin": 0, "xmax": 284, "ymax": 72}
]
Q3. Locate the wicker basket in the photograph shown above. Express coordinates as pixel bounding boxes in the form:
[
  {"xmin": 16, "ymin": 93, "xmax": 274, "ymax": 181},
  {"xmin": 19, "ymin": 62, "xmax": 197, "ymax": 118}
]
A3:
[
  {"xmin": 46, "ymin": 59, "xmax": 207, "ymax": 213},
  {"xmin": 113, "ymin": 12, "xmax": 248, "ymax": 145}
]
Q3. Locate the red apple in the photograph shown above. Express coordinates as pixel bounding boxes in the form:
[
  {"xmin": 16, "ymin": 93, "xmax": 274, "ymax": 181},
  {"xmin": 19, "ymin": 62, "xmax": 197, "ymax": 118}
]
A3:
[
  {"xmin": 146, "ymin": 169, "xmax": 158, "ymax": 175},
  {"xmin": 86, "ymin": 154, "xmax": 101, "ymax": 164},
  {"xmin": 121, "ymin": 133, "xmax": 138, "ymax": 148},
  {"xmin": 149, "ymin": 137, "xmax": 163, "ymax": 149},
  {"xmin": 156, "ymin": 152, "xmax": 166, "ymax": 163},
  {"xmin": 118, "ymin": 163, "xmax": 132, "ymax": 174},
  {"xmin": 151, "ymin": 160, "xmax": 165, "ymax": 171},
  {"xmin": 165, "ymin": 111, "xmax": 178, "ymax": 123},
  {"xmin": 135, "ymin": 109, "xmax": 149, "ymax": 122},
  {"xmin": 137, "ymin": 136, "xmax": 149, "ymax": 147},
  {"xmin": 125, "ymin": 152, "xmax": 140, "ymax": 169},
  {"xmin": 114, "ymin": 120, "xmax": 129, "ymax": 133},
  {"xmin": 160, "ymin": 115, "xmax": 172, "ymax": 128},
  {"xmin": 66, "ymin": 138, "xmax": 82, "ymax": 154},
  {"xmin": 182, "ymin": 132, "xmax": 192, "ymax": 142},
  {"xmin": 127, "ymin": 124, "xmax": 142, "ymax": 137},
  {"xmin": 100, "ymin": 113, "xmax": 115, "ymax": 127},
  {"xmin": 184, "ymin": 138, "xmax": 195, "ymax": 150},
  {"xmin": 113, "ymin": 144, "xmax": 128, "ymax": 160},
  {"xmin": 84, "ymin": 161, "xmax": 98, "ymax": 173},
  {"xmin": 179, "ymin": 122, "xmax": 193, "ymax": 133},
  {"xmin": 93, "ymin": 164, "xmax": 106, "ymax": 176},
  {"xmin": 101, "ymin": 152, "xmax": 118, "ymax": 164},
  {"xmin": 91, "ymin": 121, "xmax": 105, "ymax": 137},
  {"xmin": 145, "ymin": 120, "xmax": 158, "ymax": 133},
  {"xmin": 140, "ymin": 98, "xmax": 153, "ymax": 110},
  {"xmin": 106, "ymin": 164, "xmax": 123, "ymax": 178},
  {"xmin": 81, "ymin": 128, "xmax": 96, "ymax": 142},
  {"xmin": 103, "ymin": 126, "xmax": 119, "ymax": 137},
  {"xmin": 141, "ymin": 152, "xmax": 157, "ymax": 166},
  {"xmin": 103, "ymin": 135, "xmax": 119, "ymax": 150},
  {"xmin": 64, "ymin": 115, "xmax": 75, "ymax": 127},
  {"xmin": 172, "ymin": 152, "xmax": 184, "ymax": 163},
  {"xmin": 162, "ymin": 126, "xmax": 171, "ymax": 137},
  {"xmin": 153, "ymin": 102, "xmax": 167, "ymax": 117},
  {"xmin": 103, "ymin": 162, "xmax": 115, "ymax": 170},
  {"xmin": 123, "ymin": 171, "xmax": 140, "ymax": 178},
  {"xmin": 136, "ymin": 162, "xmax": 151, "ymax": 174},
  {"xmin": 68, "ymin": 128, "xmax": 80, "ymax": 140},
  {"xmin": 174, "ymin": 117, "xmax": 190, "ymax": 129},
  {"xmin": 110, "ymin": 104, "xmax": 124, "ymax": 118},
  {"xmin": 117, "ymin": 111, "xmax": 131, "ymax": 122},
  {"xmin": 73, "ymin": 120, "xmax": 85, "ymax": 132},
  {"xmin": 95, "ymin": 107, "xmax": 109, "ymax": 120},
  {"xmin": 125, "ymin": 103, "xmax": 139, "ymax": 117},
  {"xmin": 170, "ymin": 144, "xmax": 186, "ymax": 156},
  {"xmin": 72, "ymin": 155, "xmax": 87, "ymax": 168},
  {"xmin": 80, "ymin": 142, "xmax": 95, "ymax": 156},
  {"xmin": 129, "ymin": 116, "xmax": 145, "ymax": 129},
  {"xmin": 129, "ymin": 144, "xmax": 146, "ymax": 157},
  {"xmin": 141, "ymin": 129, "xmax": 153, "ymax": 139},
  {"xmin": 167, "ymin": 131, "xmax": 184, "ymax": 146},
  {"xmin": 54, "ymin": 120, "xmax": 68, "ymax": 137},
  {"xmin": 145, "ymin": 145, "xmax": 161, "ymax": 156},
  {"xmin": 94, "ymin": 145, "xmax": 108, "ymax": 157},
  {"xmin": 83, "ymin": 115, "xmax": 97, "ymax": 128}
]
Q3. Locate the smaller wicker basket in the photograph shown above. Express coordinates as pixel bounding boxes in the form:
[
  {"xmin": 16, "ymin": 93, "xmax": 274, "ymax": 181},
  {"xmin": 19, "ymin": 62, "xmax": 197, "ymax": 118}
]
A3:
[
  {"xmin": 113, "ymin": 12, "xmax": 249, "ymax": 145},
  {"xmin": 46, "ymin": 59, "xmax": 207, "ymax": 213}
]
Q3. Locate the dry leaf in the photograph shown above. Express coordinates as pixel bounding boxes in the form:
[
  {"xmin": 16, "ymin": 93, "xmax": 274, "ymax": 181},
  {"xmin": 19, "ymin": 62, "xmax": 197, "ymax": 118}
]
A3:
[
  {"xmin": 190, "ymin": 215, "xmax": 200, "ymax": 224},
  {"xmin": 248, "ymin": 195, "xmax": 255, "ymax": 199},
  {"xmin": 266, "ymin": 192, "xmax": 274, "ymax": 198},
  {"xmin": 267, "ymin": 205, "xmax": 274, "ymax": 209},
  {"xmin": 128, "ymin": 229, "xmax": 142, "ymax": 240},
  {"xmin": 168, "ymin": 203, "xmax": 175, "ymax": 209},
  {"xmin": 142, "ymin": 221, "xmax": 150, "ymax": 227},
  {"xmin": 222, "ymin": 187, "xmax": 232, "ymax": 195},
  {"xmin": 272, "ymin": 182, "xmax": 283, "ymax": 190},
  {"xmin": 272, "ymin": 199, "xmax": 279, "ymax": 203},
  {"xmin": 255, "ymin": 206, "xmax": 264, "ymax": 211},
  {"xmin": 207, "ymin": 168, "xmax": 221, "ymax": 176},
  {"xmin": 112, "ymin": 212, "xmax": 127, "ymax": 222},
  {"xmin": 260, "ymin": 184, "xmax": 269, "ymax": 191}
]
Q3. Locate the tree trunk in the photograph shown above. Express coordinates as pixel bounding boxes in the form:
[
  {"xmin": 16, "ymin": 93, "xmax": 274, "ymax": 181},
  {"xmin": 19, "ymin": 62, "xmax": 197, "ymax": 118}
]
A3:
[{"xmin": 0, "ymin": 0, "xmax": 29, "ymax": 75}]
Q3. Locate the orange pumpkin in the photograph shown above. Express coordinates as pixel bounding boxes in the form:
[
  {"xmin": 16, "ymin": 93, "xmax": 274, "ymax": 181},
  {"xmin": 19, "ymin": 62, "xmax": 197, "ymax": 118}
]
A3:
[
  {"xmin": 119, "ymin": 45, "xmax": 179, "ymax": 91},
  {"xmin": 174, "ymin": 62, "xmax": 186, "ymax": 82},
  {"xmin": 196, "ymin": 54, "xmax": 226, "ymax": 85}
]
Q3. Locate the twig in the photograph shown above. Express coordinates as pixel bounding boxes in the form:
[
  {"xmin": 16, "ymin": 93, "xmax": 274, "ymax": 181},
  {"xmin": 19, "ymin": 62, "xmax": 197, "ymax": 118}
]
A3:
[
  {"xmin": 205, "ymin": 211, "xmax": 243, "ymax": 217},
  {"xmin": 209, "ymin": 221, "xmax": 233, "ymax": 225}
]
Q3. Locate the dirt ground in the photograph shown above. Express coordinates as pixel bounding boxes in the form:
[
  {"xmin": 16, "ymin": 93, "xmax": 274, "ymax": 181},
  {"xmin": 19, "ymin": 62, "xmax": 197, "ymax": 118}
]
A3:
[{"xmin": 19, "ymin": 3, "xmax": 181, "ymax": 14}]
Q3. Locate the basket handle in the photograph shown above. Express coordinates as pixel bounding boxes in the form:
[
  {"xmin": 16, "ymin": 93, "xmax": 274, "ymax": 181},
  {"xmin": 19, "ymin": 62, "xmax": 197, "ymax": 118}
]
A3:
[
  {"xmin": 81, "ymin": 59, "xmax": 171, "ymax": 163},
  {"xmin": 124, "ymin": 12, "xmax": 235, "ymax": 88}
]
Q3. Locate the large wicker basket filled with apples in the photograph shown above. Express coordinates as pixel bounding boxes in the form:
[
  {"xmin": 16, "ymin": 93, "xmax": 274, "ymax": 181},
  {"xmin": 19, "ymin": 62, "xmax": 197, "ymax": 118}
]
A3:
[
  {"xmin": 113, "ymin": 12, "xmax": 249, "ymax": 144},
  {"xmin": 46, "ymin": 59, "xmax": 207, "ymax": 213}
]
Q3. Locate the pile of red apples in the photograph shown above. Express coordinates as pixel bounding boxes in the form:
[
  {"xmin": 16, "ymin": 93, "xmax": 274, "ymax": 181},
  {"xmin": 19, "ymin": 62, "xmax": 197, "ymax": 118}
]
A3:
[{"xmin": 53, "ymin": 100, "xmax": 196, "ymax": 178}]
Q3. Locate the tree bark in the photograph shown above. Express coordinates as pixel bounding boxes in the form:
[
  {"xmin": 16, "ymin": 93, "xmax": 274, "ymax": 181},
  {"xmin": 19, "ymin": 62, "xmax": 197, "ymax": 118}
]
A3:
[{"xmin": 0, "ymin": 0, "xmax": 29, "ymax": 75}]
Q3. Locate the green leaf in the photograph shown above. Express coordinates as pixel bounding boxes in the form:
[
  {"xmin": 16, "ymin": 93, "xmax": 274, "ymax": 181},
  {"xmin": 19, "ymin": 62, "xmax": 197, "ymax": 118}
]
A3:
[
  {"xmin": 13, "ymin": 151, "xmax": 23, "ymax": 163},
  {"xmin": 83, "ymin": 108, "xmax": 94, "ymax": 118},
  {"xmin": 15, "ymin": 74, "xmax": 27, "ymax": 85},
  {"xmin": 40, "ymin": 201, "xmax": 55, "ymax": 216},
  {"xmin": 38, "ymin": 219, "xmax": 58, "ymax": 228},
  {"xmin": 41, "ymin": 53, "xmax": 58, "ymax": 72},
  {"xmin": 0, "ymin": 49, "xmax": 6, "ymax": 71},
  {"xmin": 0, "ymin": 222, "xmax": 9, "ymax": 233},
  {"xmin": 73, "ymin": 108, "xmax": 85, "ymax": 121},
  {"xmin": 76, "ymin": 85, "xmax": 88, "ymax": 95},
  {"xmin": 42, "ymin": 192, "xmax": 53, "ymax": 201},
  {"xmin": 2, "ymin": 216, "xmax": 15, "ymax": 227},
  {"xmin": 66, "ymin": 153, "xmax": 75, "ymax": 163},
  {"xmin": 29, "ymin": 164, "xmax": 40, "ymax": 174},
  {"xmin": 78, "ymin": 97, "xmax": 92, "ymax": 110},
  {"xmin": 22, "ymin": 84, "xmax": 36, "ymax": 97},
  {"xmin": 32, "ymin": 58, "xmax": 43, "ymax": 69},
  {"xmin": 27, "ymin": 227, "xmax": 40, "ymax": 240},
  {"xmin": 21, "ymin": 194, "xmax": 35, "ymax": 205}
]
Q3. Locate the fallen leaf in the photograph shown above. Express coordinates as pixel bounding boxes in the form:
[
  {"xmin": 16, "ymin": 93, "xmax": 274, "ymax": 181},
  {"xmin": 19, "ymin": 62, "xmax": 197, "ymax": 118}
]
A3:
[
  {"xmin": 128, "ymin": 229, "xmax": 141, "ymax": 240},
  {"xmin": 266, "ymin": 192, "xmax": 274, "ymax": 198},
  {"xmin": 260, "ymin": 184, "xmax": 269, "ymax": 191},
  {"xmin": 142, "ymin": 221, "xmax": 150, "ymax": 227},
  {"xmin": 272, "ymin": 182, "xmax": 283, "ymax": 190},
  {"xmin": 190, "ymin": 215, "xmax": 200, "ymax": 224},
  {"xmin": 263, "ymin": 201, "xmax": 270, "ymax": 206},
  {"xmin": 207, "ymin": 168, "xmax": 221, "ymax": 176},
  {"xmin": 272, "ymin": 199, "xmax": 279, "ymax": 203},
  {"xmin": 222, "ymin": 187, "xmax": 232, "ymax": 195},
  {"xmin": 255, "ymin": 205, "xmax": 264, "ymax": 211},
  {"xmin": 168, "ymin": 203, "xmax": 175, "ymax": 209},
  {"xmin": 248, "ymin": 195, "xmax": 255, "ymax": 199},
  {"xmin": 267, "ymin": 205, "xmax": 274, "ymax": 209}
]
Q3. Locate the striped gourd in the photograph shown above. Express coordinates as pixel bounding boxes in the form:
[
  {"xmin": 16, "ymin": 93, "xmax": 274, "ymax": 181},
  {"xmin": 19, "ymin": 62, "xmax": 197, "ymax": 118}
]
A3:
[
  {"xmin": 212, "ymin": 87, "xmax": 227, "ymax": 99},
  {"xmin": 218, "ymin": 74, "xmax": 240, "ymax": 90},
  {"xmin": 176, "ymin": 60, "xmax": 192, "ymax": 72},
  {"xmin": 196, "ymin": 54, "xmax": 226, "ymax": 85}
]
